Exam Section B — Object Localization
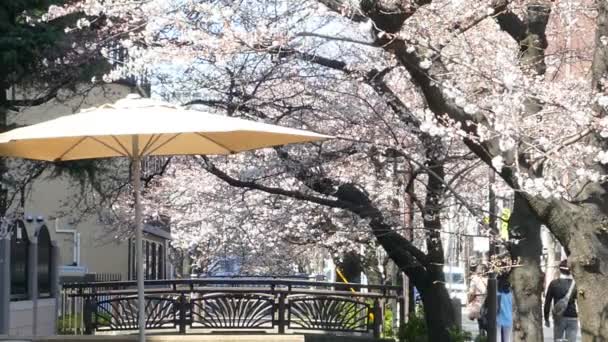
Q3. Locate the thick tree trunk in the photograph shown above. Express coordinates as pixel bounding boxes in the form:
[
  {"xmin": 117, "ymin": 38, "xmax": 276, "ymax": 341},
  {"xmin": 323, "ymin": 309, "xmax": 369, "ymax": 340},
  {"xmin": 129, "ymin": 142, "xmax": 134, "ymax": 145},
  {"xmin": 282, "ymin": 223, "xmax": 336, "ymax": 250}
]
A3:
[
  {"xmin": 574, "ymin": 0, "xmax": 608, "ymax": 336},
  {"xmin": 525, "ymin": 195, "xmax": 608, "ymax": 342},
  {"xmin": 509, "ymin": 193, "xmax": 544, "ymax": 342},
  {"xmin": 335, "ymin": 251, "xmax": 363, "ymax": 289},
  {"xmin": 418, "ymin": 278, "xmax": 455, "ymax": 341},
  {"xmin": 369, "ymin": 212, "xmax": 457, "ymax": 341},
  {"xmin": 565, "ymin": 208, "xmax": 608, "ymax": 342},
  {"xmin": 572, "ymin": 258, "xmax": 608, "ymax": 342}
]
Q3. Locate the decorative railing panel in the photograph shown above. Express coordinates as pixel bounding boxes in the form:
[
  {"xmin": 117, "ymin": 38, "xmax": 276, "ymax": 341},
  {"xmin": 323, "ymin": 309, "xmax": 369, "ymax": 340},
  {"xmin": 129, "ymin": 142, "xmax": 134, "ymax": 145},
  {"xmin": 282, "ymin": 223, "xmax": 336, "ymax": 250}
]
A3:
[
  {"xmin": 287, "ymin": 295, "xmax": 370, "ymax": 332},
  {"xmin": 190, "ymin": 293, "xmax": 274, "ymax": 329},
  {"xmin": 90, "ymin": 295, "xmax": 178, "ymax": 331}
]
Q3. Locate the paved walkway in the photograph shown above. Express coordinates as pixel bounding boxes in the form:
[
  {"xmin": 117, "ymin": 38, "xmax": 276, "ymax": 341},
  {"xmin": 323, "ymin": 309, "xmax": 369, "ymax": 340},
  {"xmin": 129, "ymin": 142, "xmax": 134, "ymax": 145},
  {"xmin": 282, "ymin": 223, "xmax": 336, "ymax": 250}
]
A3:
[
  {"xmin": 0, "ymin": 335, "xmax": 391, "ymax": 342},
  {"xmin": 461, "ymin": 307, "xmax": 582, "ymax": 341}
]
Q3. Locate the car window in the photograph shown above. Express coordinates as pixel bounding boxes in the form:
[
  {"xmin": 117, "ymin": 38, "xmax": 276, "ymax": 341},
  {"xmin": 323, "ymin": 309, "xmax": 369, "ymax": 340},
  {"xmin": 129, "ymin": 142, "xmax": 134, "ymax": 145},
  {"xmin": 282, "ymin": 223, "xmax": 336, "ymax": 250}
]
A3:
[{"xmin": 445, "ymin": 272, "xmax": 465, "ymax": 284}]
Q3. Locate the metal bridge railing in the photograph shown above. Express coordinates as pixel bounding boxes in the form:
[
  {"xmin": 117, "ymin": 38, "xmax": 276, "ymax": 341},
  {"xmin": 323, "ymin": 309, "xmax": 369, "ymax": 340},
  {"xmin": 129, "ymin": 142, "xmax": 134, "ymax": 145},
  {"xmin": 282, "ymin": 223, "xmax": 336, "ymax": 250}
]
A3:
[{"xmin": 59, "ymin": 278, "xmax": 405, "ymax": 337}]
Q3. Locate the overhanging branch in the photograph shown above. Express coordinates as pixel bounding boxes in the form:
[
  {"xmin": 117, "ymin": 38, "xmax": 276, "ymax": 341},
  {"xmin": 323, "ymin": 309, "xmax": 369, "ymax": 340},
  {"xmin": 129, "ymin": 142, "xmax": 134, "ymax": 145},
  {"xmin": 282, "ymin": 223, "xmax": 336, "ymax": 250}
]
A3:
[{"xmin": 196, "ymin": 156, "xmax": 350, "ymax": 209}]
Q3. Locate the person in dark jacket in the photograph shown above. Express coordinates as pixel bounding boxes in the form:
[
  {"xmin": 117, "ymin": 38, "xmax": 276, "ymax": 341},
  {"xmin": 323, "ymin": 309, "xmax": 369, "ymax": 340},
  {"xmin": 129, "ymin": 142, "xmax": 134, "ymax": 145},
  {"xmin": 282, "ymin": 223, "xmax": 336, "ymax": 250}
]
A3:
[{"xmin": 544, "ymin": 260, "xmax": 578, "ymax": 342}]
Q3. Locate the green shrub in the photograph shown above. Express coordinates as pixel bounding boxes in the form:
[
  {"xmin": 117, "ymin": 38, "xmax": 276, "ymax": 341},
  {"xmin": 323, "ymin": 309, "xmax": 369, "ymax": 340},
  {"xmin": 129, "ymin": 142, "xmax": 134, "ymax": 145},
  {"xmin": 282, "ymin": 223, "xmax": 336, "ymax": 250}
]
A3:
[
  {"xmin": 95, "ymin": 311, "xmax": 112, "ymax": 326},
  {"xmin": 396, "ymin": 306, "xmax": 477, "ymax": 342},
  {"xmin": 474, "ymin": 335, "xmax": 488, "ymax": 342},
  {"xmin": 383, "ymin": 306, "xmax": 395, "ymax": 338},
  {"xmin": 57, "ymin": 313, "xmax": 83, "ymax": 335},
  {"xmin": 57, "ymin": 311, "xmax": 112, "ymax": 334},
  {"xmin": 397, "ymin": 308, "xmax": 428, "ymax": 342},
  {"xmin": 448, "ymin": 327, "xmax": 473, "ymax": 342}
]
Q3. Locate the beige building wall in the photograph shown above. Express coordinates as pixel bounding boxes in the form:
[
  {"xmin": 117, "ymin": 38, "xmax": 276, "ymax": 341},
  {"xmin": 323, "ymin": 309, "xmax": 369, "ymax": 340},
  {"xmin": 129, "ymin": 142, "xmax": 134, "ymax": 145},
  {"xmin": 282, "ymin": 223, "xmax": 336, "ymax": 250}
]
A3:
[
  {"xmin": 9, "ymin": 84, "xmax": 135, "ymax": 281},
  {"xmin": 9, "ymin": 298, "xmax": 55, "ymax": 336}
]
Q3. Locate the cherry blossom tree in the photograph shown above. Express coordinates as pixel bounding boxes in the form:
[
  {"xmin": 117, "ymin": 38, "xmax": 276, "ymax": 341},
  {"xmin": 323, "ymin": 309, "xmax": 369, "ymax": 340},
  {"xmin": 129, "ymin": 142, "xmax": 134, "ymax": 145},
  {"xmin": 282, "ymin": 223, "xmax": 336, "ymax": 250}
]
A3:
[
  {"xmin": 43, "ymin": 0, "xmax": 608, "ymax": 340},
  {"xmin": 1, "ymin": 0, "xmax": 154, "ymax": 219},
  {"xmin": 43, "ymin": 1, "xmax": 498, "ymax": 340},
  {"xmin": 153, "ymin": 68, "xmax": 490, "ymax": 339}
]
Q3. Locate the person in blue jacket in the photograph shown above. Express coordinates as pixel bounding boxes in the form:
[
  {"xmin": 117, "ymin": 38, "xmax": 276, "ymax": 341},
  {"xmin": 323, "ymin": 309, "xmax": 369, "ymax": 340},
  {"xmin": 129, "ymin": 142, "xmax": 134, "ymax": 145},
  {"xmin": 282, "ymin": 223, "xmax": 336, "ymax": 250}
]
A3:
[{"xmin": 496, "ymin": 274, "xmax": 513, "ymax": 342}]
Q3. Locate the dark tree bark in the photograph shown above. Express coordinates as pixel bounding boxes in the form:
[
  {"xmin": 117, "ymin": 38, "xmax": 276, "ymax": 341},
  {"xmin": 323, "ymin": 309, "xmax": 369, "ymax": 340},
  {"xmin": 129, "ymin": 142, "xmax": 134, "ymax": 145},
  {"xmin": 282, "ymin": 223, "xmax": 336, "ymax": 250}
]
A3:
[
  {"xmin": 524, "ymin": 195, "xmax": 608, "ymax": 341},
  {"xmin": 335, "ymin": 251, "xmax": 363, "ymax": 286},
  {"xmin": 508, "ymin": 193, "xmax": 544, "ymax": 342}
]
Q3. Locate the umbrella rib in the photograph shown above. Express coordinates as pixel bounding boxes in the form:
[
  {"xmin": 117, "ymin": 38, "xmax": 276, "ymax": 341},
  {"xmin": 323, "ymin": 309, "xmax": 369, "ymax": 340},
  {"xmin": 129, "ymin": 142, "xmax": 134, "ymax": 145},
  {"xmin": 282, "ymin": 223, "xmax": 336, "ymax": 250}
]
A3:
[
  {"xmin": 140, "ymin": 134, "xmax": 162, "ymax": 156},
  {"xmin": 145, "ymin": 133, "xmax": 182, "ymax": 156},
  {"xmin": 55, "ymin": 136, "xmax": 88, "ymax": 161},
  {"xmin": 89, "ymin": 136, "xmax": 130, "ymax": 157},
  {"xmin": 195, "ymin": 133, "xmax": 235, "ymax": 154},
  {"xmin": 111, "ymin": 136, "xmax": 132, "ymax": 157}
]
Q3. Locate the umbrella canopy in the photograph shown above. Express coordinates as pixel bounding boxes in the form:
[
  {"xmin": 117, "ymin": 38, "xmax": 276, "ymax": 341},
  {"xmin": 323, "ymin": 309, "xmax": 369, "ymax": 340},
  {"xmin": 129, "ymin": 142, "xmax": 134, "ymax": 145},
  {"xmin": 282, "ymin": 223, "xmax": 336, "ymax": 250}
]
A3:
[
  {"xmin": 0, "ymin": 96, "xmax": 331, "ymax": 161},
  {"xmin": 0, "ymin": 94, "xmax": 332, "ymax": 341}
]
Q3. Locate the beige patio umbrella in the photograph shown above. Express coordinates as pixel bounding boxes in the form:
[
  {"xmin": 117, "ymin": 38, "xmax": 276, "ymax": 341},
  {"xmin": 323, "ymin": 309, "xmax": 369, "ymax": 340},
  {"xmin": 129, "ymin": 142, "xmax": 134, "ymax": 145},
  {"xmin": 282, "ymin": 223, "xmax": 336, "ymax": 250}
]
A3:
[{"xmin": 0, "ymin": 94, "xmax": 332, "ymax": 341}]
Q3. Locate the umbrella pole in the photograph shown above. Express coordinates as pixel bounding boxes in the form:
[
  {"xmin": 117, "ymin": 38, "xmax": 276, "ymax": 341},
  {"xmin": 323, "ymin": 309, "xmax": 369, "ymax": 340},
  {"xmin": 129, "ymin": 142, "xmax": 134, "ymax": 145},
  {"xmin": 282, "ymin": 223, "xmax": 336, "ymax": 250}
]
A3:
[{"xmin": 132, "ymin": 136, "xmax": 146, "ymax": 342}]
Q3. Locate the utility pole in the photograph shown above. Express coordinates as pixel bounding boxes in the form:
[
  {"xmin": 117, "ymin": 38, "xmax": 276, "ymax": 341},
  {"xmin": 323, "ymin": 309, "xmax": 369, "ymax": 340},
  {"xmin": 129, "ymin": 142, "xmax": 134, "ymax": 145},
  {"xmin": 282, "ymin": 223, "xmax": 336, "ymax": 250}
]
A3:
[{"xmin": 487, "ymin": 168, "xmax": 498, "ymax": 342}]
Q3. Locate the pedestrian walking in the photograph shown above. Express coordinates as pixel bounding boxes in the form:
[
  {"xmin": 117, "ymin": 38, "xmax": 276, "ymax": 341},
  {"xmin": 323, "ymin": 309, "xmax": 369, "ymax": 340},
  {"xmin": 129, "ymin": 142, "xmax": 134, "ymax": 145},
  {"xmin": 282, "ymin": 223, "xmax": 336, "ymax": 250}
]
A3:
[
  {"xmin": 497, "ymin": 275, "xmax": 513, "ymax": 342},
  {"xmin": 544, "ymin": 260, "xmax": 578, "ymax": 342},
  {"xmin": 467, "ymin": 263, "xmax": 487, "ymax": 336}
]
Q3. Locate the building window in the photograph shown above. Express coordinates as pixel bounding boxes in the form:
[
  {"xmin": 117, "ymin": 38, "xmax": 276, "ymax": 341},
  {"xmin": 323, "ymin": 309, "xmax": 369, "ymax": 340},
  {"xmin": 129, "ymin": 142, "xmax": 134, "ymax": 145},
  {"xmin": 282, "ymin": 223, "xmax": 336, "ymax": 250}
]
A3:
[
  {"xmin": 37, "ymin": 225, "xmax": 52, "ymax": 297},
  {"xmin": 145, "ymin": 240, "xmax": 149, "ymax": 279},
  {"xmin": 148, "ymin": 243, "xmax": 158, "ymax": 279},
  {"xmin": 158, "ymin": 244, "xmax": 164, "ymax": 279},
  {"xmin": 129, "ymin": 239, "xmax": 165, "ymax": 280},
  {"xmin": 129, "ymin": 239, "xmax": 136, "ymax": 280},
  {"xmin": 10, "ymin": 220, "xmax": 29, "ymax": 300}
]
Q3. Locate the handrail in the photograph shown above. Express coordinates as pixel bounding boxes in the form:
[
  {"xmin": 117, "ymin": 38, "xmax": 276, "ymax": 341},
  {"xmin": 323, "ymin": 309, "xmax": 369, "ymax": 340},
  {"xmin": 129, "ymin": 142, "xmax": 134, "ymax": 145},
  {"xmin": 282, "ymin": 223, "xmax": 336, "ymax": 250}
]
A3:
[
  {"xmin": 70, "ymin": 287, "xmax": 399, "ymax": 299},
  {"xmin": 61, "ymin": 277, "xmax": 402, "ymax": 292}
]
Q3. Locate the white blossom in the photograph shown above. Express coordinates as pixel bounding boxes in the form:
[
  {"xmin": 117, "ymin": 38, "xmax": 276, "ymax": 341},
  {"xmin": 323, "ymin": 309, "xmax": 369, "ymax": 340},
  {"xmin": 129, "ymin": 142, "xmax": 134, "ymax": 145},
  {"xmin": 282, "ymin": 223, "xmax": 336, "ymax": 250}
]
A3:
[
  {"xmin": 463, "ymin": 104, "xmax": 478, "ymax": 114},
  {"xmin": 491, "ymin": 155, "xmax": 504, "ymax": 170},
  {"xmin": 419, "ymin": 59, "xmax": 432, "ymax": 69},
  {"xmin": 597, "ymin": 95, "xmax": 608, "ymax": 107},
  {"xmin": 76, "ymin": 18, "xmax": 90, "ymax": 29},
  {"xmin": 597, "ymin": 151, "xmax": 608, "ymax": 164},
  {"xmin": 499, "ymin": 136, "xmax": 515, "ymax": 152}
]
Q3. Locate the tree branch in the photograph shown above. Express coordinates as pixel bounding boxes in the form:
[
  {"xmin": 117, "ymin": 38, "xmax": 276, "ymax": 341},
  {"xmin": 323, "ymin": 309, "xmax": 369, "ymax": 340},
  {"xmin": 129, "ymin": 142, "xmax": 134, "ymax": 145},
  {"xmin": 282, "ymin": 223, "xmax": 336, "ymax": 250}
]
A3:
[
  {"xmin": 196, "ymin": 156, "xmax": 349, "ymax": 209},
  {"xmin": 199, "ymin": 154, "xmax": 432, "ymax": 273},
  {"xmin": 494, "ymin": 2, "xmax": 526, "ymax": 42}
]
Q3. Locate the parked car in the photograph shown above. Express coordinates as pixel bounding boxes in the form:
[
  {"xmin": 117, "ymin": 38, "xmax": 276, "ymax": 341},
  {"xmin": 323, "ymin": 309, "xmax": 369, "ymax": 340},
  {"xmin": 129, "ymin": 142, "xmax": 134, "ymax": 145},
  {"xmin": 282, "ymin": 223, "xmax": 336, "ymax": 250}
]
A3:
[{"xmin": 443, "ymin": 266, "xmax": 466, "ymax": 305}]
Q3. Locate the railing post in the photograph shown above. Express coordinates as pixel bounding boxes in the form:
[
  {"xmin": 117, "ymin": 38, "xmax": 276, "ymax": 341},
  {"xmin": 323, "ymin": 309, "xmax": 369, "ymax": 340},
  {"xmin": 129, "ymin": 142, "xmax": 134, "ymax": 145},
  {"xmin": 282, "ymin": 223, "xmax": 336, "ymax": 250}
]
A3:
[
  {"xmin": 399, "ymin": 294, "xmax": 406, "ymax": 327},
  {"xmin": 178, "ymin": 293, "xmax": 188, "ymax": 334},
  {"xmin": 83, "ymin": 296, "xmax": 96, "ymax": 335},
  {"xmin": 373, "ymin": 298, "xmax": 382, "ymax": 338},
  {"xmin": 277, "ymin": 292, "xmax": 286, "ymax": 334},
  {"xmin": 28, "ymin": 237, "xmax": 38, "ymax": 336},
  {"xmin": 50, "ymin": 242, "xmax": 60, "ymax": 334}
]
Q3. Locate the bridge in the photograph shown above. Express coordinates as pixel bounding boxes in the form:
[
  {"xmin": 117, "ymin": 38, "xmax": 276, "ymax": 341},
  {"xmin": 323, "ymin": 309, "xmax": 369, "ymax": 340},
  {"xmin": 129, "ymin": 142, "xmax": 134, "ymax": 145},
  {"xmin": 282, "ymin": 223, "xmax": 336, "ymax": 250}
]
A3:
[{"xmin": 59, "ymin": 278, "xmax": 404, "ymax": 338}]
